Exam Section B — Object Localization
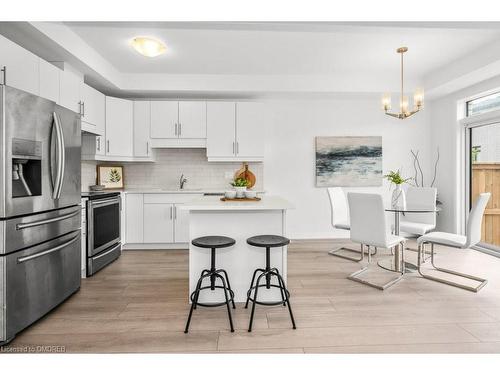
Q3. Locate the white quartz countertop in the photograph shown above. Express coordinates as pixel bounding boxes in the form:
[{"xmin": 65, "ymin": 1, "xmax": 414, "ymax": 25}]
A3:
[
  {"xmin": 181, "ymin": 195, "xmax": 294, "ymax": 211},
  {"xmin": 118, "ymin": 188, "xmax": 265, "ymax": 195}
]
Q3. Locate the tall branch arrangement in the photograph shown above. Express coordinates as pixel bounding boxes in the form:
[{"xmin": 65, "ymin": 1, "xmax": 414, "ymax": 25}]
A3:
[{"xmin": 410, "ymin": 148, "xmax": 440, "ymax": 188}]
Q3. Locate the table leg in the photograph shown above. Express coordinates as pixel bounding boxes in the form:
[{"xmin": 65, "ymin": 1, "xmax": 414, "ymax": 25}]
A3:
[{"xmin": 393, "ymin": 212, "xmax": 401, "ymax": 271}]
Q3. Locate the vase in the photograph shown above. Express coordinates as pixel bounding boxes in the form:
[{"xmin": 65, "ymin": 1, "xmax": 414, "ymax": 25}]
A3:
[
  {"xmin": 234, "ymin": 186, "xmax": 247, "ymax": 198},
  {"xmin": 391, "ymin": 185, "xmax": 406, "ymax": 210}
]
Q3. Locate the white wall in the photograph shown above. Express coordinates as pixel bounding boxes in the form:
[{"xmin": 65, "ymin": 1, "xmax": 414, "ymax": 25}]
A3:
[
  {"xmin": 429, "ymin": 75, "xmax": 500, "ymax": 234},
  {"xmin": 264, "ymin": 98, "xmax": 431, "ymax": 239}
]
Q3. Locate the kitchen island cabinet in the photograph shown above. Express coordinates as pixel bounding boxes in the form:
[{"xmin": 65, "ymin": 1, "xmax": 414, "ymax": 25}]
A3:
[{"xmin": 182, "ymin": 195, "xmax": 293, "ymax": 303}]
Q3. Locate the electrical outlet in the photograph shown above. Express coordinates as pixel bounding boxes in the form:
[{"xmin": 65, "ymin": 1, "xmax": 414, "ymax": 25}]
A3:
[{"xmin": 224, "ymin": 171, "xmax": 233, "ymax": 179}]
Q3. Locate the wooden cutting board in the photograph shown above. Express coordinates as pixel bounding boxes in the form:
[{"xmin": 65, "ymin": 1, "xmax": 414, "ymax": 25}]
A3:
[{"xmin": 234, "ymin": 162, "xmax": 256, "ymax": 188}]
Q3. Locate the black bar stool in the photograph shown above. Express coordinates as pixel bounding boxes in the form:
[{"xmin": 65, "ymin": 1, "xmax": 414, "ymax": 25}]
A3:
[
  {"xmin": 245, "ymin": 235, "xmax": 296, "ymax": 332},
  {"xmin": 184, "ymin": 236, "xmax": 236, "ymax": 333}
]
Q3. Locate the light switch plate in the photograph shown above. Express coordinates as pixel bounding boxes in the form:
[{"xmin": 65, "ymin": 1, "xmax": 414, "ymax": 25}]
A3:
[{"xmin": 224, "ymin": 171, "xmax": 233, "ymax": 179}]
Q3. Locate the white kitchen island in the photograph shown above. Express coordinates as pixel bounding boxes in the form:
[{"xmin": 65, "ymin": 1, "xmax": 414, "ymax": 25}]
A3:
[{"xmin": 182, "ymin": 195, "xmax": 294, "ymax": 303}]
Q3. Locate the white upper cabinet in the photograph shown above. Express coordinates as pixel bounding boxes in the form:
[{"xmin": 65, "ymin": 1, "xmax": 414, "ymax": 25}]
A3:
[
  {"xmin": 206, "ymin": 101, "xmax": 264, "ymax": 162},
  {"xmin": 0, "ymin": 34, "xmax": 40, "ymax": 96},
  {"xmin": 105, "ymin": 96, "xmax": 133, "ymax": 157},
  {"xmin": 206, "ymin": 102, "xmax": 236, "ymax": 159},
  {"xmin": 81, "ymin": 83, "xmax": 105, "ymax": 135},
  {"xmin": 178, "ymin": 101, "xmax": 206, "ymax": 138},
  {"xmin": 150, "ymin": 101, "xmax": 178, "ymax": 139},
  {"xmin": 235, "ymin": 102, "xmax": 265, "ymax": 160},
  {"xmin": 149, "ymin": 101, "xmax": 207, "ymax": 148},
  {"xmin": 133, "ymin": 101, "xmax": 152, "ymax": 158},
  {"xmin": 39, "ymin": 59, "xmax": 60, "ymax": 103},
  {"xmin": 59, "ymin": 69, "xmax": 82, "ymax": 114}
]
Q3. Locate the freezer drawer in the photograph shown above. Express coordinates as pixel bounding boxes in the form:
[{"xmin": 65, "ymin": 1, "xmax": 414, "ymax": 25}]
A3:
[
  {"xmin": 0, "ymin": 205, "xmax": 81, "ymax": 255},
  {"xmin": 87, "ymin": 242, "xmax": 121, "ymax": 276},
  {"xmin": 0, "ymin": 230, "xmax": 81, "ymax": 344}
]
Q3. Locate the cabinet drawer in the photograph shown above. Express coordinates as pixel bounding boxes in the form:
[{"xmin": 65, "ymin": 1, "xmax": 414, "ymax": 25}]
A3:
[{"xmin": 143, "ymin": 193, "xmax": 201, "ymax": 204}]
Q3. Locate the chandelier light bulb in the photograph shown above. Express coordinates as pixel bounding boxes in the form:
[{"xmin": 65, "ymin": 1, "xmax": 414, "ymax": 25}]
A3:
[{"xmin": 382, "ymin": 93, "xmax": 392, "ymax": 111}]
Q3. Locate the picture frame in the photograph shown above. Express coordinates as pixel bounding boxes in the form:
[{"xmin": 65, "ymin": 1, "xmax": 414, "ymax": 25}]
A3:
[
  {"xmin": 315, "ymin": 136, "xmax": 383, "ymax": 187},
  {"xmin": 96, "ymin": 165, "xmax": 124, "ymax": 190}
]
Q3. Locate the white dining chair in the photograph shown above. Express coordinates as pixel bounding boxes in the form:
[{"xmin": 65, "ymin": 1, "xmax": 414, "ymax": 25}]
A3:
[
  {"xmin": 347, "ymin": 193, "xmax": 406, "ymax": 290},
  {"xmin": 400, "ymin": 187, "xmax": 437, "ymax": 236},
  {"xmin": 327, "ymin": 187, "xmax": 375, "ymax": 261},
  {"xmin": 416, "ymin": 192, "xmax": 490, "ymax": 293},
  {"xmin": 400, "ymin": 187, "xmax": 437, "ymax": 261}
]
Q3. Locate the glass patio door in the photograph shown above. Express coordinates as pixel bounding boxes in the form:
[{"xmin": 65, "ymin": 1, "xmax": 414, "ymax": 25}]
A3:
[{"xmin": 469, "ymin": 122, "xmax": 500, "ymax": 252}]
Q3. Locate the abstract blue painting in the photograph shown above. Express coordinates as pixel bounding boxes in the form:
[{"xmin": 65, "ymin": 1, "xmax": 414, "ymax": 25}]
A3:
[{"xmin": 315, "ymin": 136, "xmax": 383, "ymax": 187}]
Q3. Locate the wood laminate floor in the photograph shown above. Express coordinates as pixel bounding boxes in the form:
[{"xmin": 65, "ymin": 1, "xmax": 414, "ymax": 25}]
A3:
[{"xmin": 4, "ymin": 239, "xmax": 500, "ymax": 353}]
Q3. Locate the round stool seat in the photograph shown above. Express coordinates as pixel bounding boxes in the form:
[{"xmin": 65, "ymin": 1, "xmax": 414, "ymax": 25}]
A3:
[
  {"xmin": 192, "ymin": 235, "xmax": 235, "ymax": 249},
  {"xmin": 247, "ymin": 235, "xmax": 290, "ymax": 248}
]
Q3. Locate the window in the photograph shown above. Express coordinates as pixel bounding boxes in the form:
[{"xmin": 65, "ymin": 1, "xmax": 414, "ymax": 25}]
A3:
[{"xmin": 467, "ymin": 91, "xmax": 500, "ymax": 116}]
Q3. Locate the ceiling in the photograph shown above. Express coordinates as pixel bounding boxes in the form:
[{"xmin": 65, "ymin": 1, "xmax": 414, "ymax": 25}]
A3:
[{"xmin": 66, "ymin": 22, "xmax": 500, "ymax": 79}]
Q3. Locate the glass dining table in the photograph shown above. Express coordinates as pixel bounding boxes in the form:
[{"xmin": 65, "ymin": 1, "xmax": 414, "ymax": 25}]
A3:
[{"xmin": 378, "ymin": 206, "xmax": 441, "ymax": 273}]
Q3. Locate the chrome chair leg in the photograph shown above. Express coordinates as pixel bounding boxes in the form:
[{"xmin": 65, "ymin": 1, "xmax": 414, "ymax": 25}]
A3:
[
  {"xmin": 347, "ymin": 243, "xmax": 405, "ymax": 290},
  {"xmin": 329, "ymin": 244, "xmax": 376, "ymax": 262},
  {"xmin": 417, "ymin": 242, "xmax": 488, "ymax": 293}
]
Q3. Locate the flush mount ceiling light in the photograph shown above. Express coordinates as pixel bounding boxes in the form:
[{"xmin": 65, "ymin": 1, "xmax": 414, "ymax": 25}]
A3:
[
  {"xmin": 131, "ymin": 37, "xmax": 167, "ymax": 57},
  {"xmin": 382, "ymin": 47, "xmax": 424, "ymax": 120}
]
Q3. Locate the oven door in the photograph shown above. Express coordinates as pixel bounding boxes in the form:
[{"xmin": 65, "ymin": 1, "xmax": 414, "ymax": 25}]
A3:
[{"xmin": 87, "ymin": 196, "xmax": 121, "ymax": 257}]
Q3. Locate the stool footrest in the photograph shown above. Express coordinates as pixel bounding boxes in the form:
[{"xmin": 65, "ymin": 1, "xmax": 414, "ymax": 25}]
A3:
[
  {"xmin": 246, "ymin": 284, "xmax": 290, "ymax": 306},
  {"xmin": 190, "ymin": 286, "xmax": 235, "ymax": 308}
]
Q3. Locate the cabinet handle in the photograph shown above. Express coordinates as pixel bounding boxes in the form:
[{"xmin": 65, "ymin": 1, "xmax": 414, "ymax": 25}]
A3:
[
  {"xmin": 1, "ymin": 66, "xmax": 6, "ymax": 85},
  {"xmin": 97, "ymin": 137, "xmax": 101, "ymax": 151},
  {"xmin": 174, "ymin": 123, "xmax": 177, "ymax": 136},
  {"xmin": 179, "ymin": 123, "xmax": 182, "ymax": 136},
  {"xmin": 146, "ymin": 141, "xmax": 149, "ymax": 155},
  {"xmin": 82, "ymin": 101, "xmax": 85, "ymax": 117},
  {"xmin": 173, "ymin": 206, "xmax": 177, "ymax": 220},
  {"xmin": 232, "ymin": 142, "xmax": 235, "ymax": 155},
  {"xmin": 106, "ymin": 140, "xmax": 110, "ymax": 153},
  {"xmin": 169, "ymin": 206, "xmax": 173, "ymax": 220},
  {"xmin": 236, "ymin": 142, "xmax": 239, "ymax": 155}
]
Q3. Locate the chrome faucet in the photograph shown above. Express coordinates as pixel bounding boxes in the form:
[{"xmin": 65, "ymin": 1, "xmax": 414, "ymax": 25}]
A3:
[{"xmin": 179, "ymin": 174, "xmax": 188, "ymax": 190}]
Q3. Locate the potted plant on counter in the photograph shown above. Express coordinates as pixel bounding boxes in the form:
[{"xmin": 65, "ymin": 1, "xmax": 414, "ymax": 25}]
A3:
[
  {"xmin": 384, "ymin": 169, "xmax": 411, "ymax": 209},
  {"xmin": 231, "ymin": 177, "xmax": 249, "ymax": 198}
]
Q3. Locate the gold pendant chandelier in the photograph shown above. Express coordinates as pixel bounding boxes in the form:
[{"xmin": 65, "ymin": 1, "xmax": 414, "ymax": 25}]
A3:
[{"xmin": 382, "ymin": 47, "xmax": 424, "ymax": 119}]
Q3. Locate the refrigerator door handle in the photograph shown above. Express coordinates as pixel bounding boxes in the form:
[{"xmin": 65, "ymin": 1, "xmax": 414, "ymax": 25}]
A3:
[
  {"xmin": 17, "ymin": 232, "xmax": 80, "ymax": 264},
  {"xmin": 51, "ymin": 112, "xmax": 65, "ymax": 200},
  {"xmin": 16, "ymin": 209, "xmax": 80, "ymax": 230}
]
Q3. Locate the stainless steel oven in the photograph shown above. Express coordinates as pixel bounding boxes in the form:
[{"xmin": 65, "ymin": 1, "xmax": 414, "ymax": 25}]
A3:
[{"xmin": 84, "ymin": 192, "xmax": 122, "ymax": 276}]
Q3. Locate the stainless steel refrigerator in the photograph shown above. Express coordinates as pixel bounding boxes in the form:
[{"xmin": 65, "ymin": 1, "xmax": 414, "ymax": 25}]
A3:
[{"xmin": 0, "ymin": 85, "xmax": 82, "ymax": 345}]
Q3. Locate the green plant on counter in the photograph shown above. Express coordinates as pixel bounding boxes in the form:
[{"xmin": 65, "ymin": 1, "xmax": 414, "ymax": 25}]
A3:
[
  {"xmin": 384, "ymin": 169, "xmax": 411, "ymax": 185},
  {"xmin": 230, "ymin": 177, "xmax": 249, "ymax": 187}
]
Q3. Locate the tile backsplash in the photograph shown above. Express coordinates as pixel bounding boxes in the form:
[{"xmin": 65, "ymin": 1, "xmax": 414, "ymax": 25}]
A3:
[{"xmin": 81, "ymin": 148, "xmax": 264, "ymax": 191}]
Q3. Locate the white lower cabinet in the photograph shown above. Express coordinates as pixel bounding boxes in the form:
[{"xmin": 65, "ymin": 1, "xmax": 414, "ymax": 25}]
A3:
[
  {"xmin": 125, "ymin": 194, "xmax": 144, "ymax": 243},
  {"xmin": 124, "ymin": 193, "xmax": 201, "ymax": 248},
  {"xmin": 144, "ymin": 204, "xmax": 174, "ymax": 243},
  {"xmin": 173, "ymin": 203, "xmax": 190, "ymax": 243}
]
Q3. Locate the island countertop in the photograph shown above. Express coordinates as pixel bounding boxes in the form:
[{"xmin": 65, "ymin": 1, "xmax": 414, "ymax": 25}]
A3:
[{"xmin": 181, "ymin": 195, "xmax": 294, "ymax": 211}]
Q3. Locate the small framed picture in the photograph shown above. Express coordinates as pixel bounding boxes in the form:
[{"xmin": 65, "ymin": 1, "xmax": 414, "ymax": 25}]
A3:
[{"xmin": 96, "ymin": 165, "xmax": 124, "ymax": 189}]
